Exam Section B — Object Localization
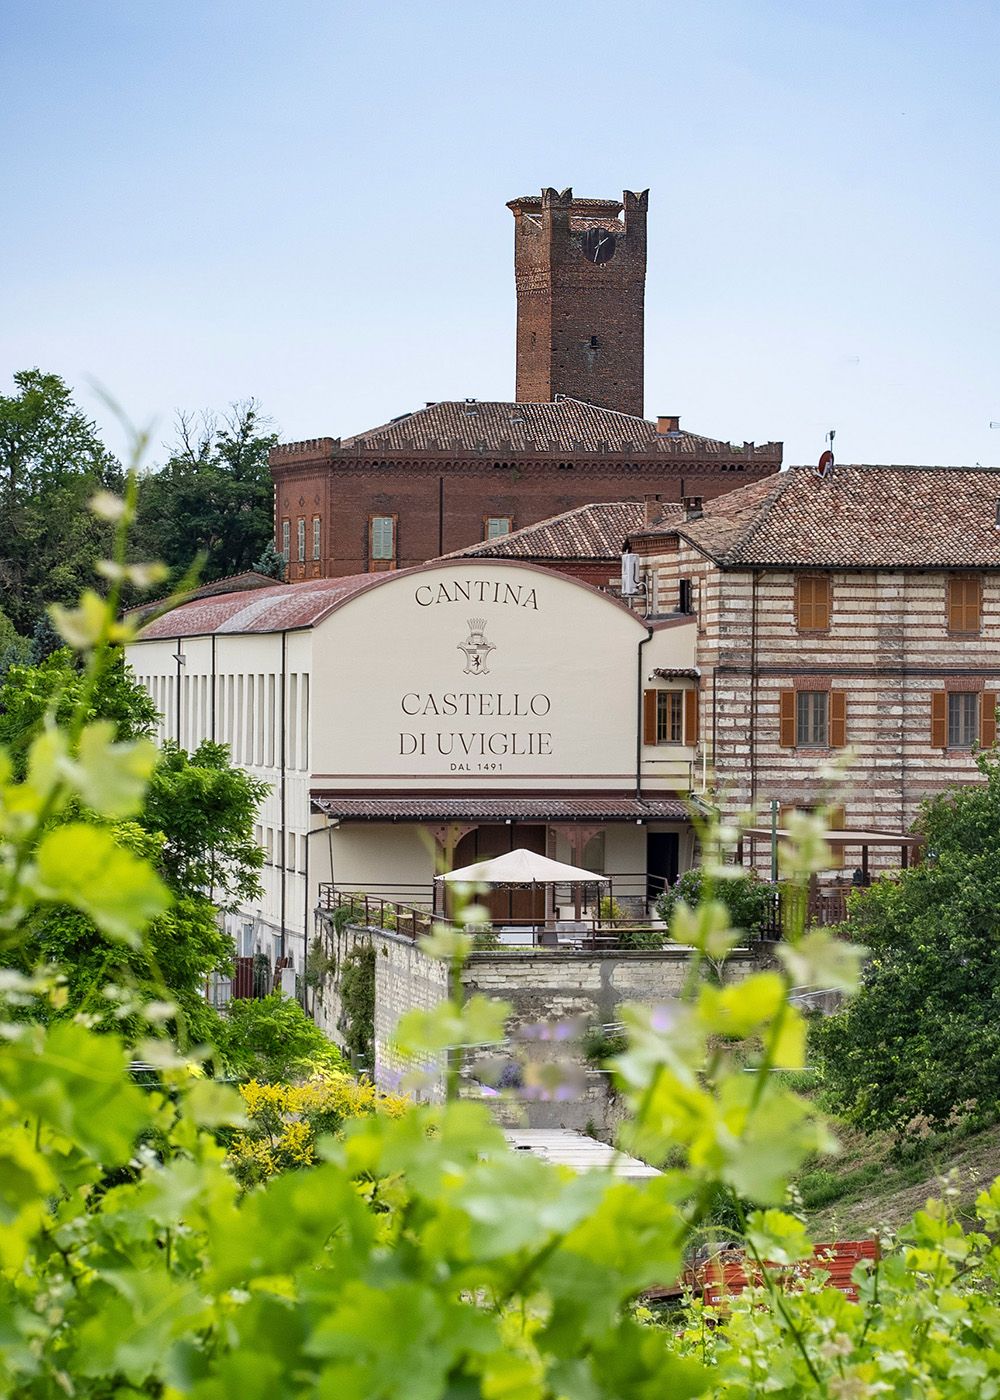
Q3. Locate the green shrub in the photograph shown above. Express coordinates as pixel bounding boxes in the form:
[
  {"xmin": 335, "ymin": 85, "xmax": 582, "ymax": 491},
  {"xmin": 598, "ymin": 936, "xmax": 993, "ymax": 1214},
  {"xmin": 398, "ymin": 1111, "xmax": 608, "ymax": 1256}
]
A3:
[
  {"xmin": 617, "ymin": 926, "xmax": 666, "ymax": 951},
  {"xmin": 338, "ymin": 942, "xmax": 376, "ymax": 1065},
  {"xmin": 214, "ymin": 994, "xmax": 345, "ymax": 1082},
  {"xmin": 598, "ymin": 894, "xmax": 626, "ymax": 922},
  {"xmin": 656, "ymin": 866, "xmax": 773, "ymax": 939},
  {"xmin": 471, "ymin": 924, "xmax": 500, "ymax": 949},
  {"xmin": 582, "ymin": 1024, "xmax": 628, "ymax": 1065}
]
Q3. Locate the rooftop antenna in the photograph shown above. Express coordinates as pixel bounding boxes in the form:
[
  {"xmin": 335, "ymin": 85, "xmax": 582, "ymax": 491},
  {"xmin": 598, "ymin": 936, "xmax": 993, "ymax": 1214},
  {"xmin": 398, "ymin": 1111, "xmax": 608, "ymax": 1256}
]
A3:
[{"xmin": 815, "ymin": 428, "xmax": 835, "ymax": 482}]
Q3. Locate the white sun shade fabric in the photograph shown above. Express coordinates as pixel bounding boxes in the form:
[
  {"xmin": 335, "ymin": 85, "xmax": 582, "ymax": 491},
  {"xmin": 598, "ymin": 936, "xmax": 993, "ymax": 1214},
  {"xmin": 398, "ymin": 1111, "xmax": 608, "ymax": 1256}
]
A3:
[{"xmin": 437, "ymin": 847, "xmax": 608, "ymax": 885}]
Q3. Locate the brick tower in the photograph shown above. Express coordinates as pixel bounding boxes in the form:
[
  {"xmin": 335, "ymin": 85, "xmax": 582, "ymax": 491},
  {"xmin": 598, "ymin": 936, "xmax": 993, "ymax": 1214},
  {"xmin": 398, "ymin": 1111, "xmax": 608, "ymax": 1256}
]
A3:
[{"xmin": 507, "ymin": 186, "xmax": 647, "ymax": 418}]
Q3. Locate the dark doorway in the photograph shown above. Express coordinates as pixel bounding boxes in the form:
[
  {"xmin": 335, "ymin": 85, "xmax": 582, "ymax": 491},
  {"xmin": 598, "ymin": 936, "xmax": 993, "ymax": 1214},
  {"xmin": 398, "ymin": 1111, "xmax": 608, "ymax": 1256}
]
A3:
[
  {"xmin": 452, "ymin": 824, "xmax": 546, "ymax": 924},
  {"xmin": 646, "ymin": 831, "xmax": 679, "ymax": 902}
]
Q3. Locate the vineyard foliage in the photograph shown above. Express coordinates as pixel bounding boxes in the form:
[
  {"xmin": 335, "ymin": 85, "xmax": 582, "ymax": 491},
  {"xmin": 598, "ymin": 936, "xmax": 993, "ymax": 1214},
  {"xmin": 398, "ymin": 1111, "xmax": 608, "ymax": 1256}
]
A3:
[{"xmin": 2, "ymin": 474, "xmax": 1000, "ymax": 1397}]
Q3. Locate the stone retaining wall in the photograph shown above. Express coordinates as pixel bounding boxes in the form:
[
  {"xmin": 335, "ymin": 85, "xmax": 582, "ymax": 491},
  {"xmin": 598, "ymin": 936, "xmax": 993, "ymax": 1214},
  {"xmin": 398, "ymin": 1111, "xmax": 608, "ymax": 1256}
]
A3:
[{"xmin": 317, "ymin": 918, "xmax": 761, "ymax": 1129}]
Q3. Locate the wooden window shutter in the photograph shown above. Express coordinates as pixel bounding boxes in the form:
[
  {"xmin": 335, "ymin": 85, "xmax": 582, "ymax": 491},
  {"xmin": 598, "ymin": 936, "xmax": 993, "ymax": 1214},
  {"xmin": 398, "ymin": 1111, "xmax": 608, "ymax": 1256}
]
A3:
[
  {"xmin": 830, "ymin": 690, "xmax": 847, "ymax": 747},
  {"xmin": 779, "ymin": 689, "xmax": 796, "ymax": 747},
  {"xmin": 947, "ymin": 579, "xmax": 958, "ymax": 631},
  {"xmin": 948, "ymin": 576, "xmax": 982, "ymax": 632},
  {"xmin": 931, "ymin": 691, "xmax": 947, "ymax": 748},
  {"xmin": 827, "ymin": 804, "xmax": 845, "ymax": 830},
  {"xmin": 795, "ymin": 577, "xmax": 809, "ymax": 630},
  {"xmin": 815, "ymin": 576, "xmax": 831, "ymax": 631},
  {"xmin": 796, "ymin": 576, "xmax": 831, "ymax": 631},
  {"xmin": 643, "ymin": 689, "xmax": 657, "ymax": 745},
  {"xmin": 969, "ymin": 577, "xmax": 982, "ymax": 632},
  {"xmin": 684, "ymin": 688, "xmax": 698, "ymax": 743},
  {"xmin": 981, "ymin": 691, "xmax": 998, "ymax": 749}
]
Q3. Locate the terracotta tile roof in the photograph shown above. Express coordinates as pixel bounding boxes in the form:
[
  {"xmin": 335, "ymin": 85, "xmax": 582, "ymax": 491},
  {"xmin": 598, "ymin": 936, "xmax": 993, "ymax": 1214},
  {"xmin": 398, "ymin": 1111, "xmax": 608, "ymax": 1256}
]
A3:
[
  {"xmin": 672, "ymin": 464, "xmax": 1000, "ymax": 569},
  {"xmin": 312, "ymin": 796, "xmax": 690, "ymax": 822},
  {"xmin": 334, "ymin": 398, "xmax": 778, "ymax": 458},
  {"xmin": 443, "ymin": 502, "xmax": 684, "ymax": 561},
  {"xmin": 138, "ymin": 573, "xmax": 380, "ymax": 639},
  {"xmin": 126, "ymin": 570, "xmax": 283, "ymax": 622},
  {"xmin": 136, "ymin": 558, "xmax": 644, "ymax": 640}
]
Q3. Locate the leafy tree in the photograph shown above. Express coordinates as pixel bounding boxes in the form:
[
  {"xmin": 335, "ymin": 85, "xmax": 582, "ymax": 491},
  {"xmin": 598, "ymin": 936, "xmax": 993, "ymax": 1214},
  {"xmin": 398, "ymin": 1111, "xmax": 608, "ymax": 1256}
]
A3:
[
  {"xmin": 253, "ymin": 538, "xmax": 287, "ymax": 579},
  {"xmin": 0, "ymin": 369, "xmax": 123, "ymax": 632},
  {"xmin": 142, "ymin": 739, "xmax": 267, "ymax": 910},
  {"xmin": 27, "ymin": 611, "xmax": 62, "ymax": 663},
  {"xmin": 0, "ymin": 655, "xmax": 265, "ymax": 1042},
  {"xmin": 0, "ymin": 607, "xmax": 30, "ymax": 682},
  {"xmin": 0, "ymin": 648, "xmax": 158, "ymax": 771},
  {"xmin": 133, "ymin": 400, "xmax": 278, "ymax": 586},
  {"xmin": 214, "ymin": 994, "xmax": 347, "ymax": 1083},
  {"xmin": 816, "ymin": 750, "xmax": 1000, "ymax": 1134}
]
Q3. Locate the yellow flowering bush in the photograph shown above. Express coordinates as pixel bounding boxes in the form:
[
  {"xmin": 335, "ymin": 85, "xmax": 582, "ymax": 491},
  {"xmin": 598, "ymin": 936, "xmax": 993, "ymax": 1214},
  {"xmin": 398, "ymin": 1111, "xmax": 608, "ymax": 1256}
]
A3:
[{"xmin": 228, "ymin": 1070, "xmax": 409, "ymax": 1188}]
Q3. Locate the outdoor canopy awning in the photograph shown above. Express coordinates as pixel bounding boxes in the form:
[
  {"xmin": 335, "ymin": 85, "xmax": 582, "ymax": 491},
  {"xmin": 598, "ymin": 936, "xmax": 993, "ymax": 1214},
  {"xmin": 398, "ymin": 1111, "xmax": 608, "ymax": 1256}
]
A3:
[
  {"xmin": 741, "ymin": 827, "xmax": 923, "ymax": 847},
  {"xmin": 311, "ymin": 797, "xmax": 690, "ymax": 822},
  {"xmin": 436, "ymin": 848, "xmax": 609, "ymax": 886}
]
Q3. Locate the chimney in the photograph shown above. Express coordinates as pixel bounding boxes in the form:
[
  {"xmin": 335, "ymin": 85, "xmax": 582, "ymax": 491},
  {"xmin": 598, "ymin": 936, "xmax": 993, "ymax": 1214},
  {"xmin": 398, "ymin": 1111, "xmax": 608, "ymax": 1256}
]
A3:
[
  {"xmin": 683, "ymin": 495, "xmax": 703, "ymax": 521},
  {"xmin": 643, "ymin": 493, "xmax": 662, "ymax": 526},
  {"xmin": 656, "ymin": 414, "xmax": 680, "ymax": 435}
]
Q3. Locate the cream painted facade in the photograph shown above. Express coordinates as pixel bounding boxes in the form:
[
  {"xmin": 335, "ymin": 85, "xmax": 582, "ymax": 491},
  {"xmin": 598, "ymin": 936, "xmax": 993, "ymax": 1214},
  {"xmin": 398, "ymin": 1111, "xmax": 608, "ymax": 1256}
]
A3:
[{"xmin": 128, "ymin": 561, "xmax": 703, "ymax": 973}]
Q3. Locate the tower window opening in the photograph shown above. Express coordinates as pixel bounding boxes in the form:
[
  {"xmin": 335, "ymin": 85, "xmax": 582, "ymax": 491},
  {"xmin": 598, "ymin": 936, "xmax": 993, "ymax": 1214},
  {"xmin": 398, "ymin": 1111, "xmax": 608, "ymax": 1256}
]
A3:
[{"xmin": 590, "ymin": 335, "xmax": 599, "ymax": 349}]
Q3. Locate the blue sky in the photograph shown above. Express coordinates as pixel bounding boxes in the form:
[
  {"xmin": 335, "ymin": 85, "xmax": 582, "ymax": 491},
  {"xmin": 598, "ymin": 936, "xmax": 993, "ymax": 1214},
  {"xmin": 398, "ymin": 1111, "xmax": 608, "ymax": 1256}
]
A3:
[{"xmin": 3, "ymin": 0, "xmax": 999, "ymax": 468}]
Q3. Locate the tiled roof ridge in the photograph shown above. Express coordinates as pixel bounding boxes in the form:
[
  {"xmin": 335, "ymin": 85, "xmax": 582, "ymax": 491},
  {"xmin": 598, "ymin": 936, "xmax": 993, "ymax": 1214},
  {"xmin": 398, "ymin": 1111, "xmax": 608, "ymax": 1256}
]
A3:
[
  {"xmin": 715, "ymin": 470, "xmax": 797, "ymax": 564},
  {"xmin": 344, "ymin": 396, "xmax": 654, "ymax": 446},
  {"xmin": 793, "ymin": 462, "xmax": 1000, "ymax": 473},
  {"xmin": 437, "ymin": 501, "xmax": 611, "ymax": 559},
  {"xmin": 668, "ymin": 463, "xmax": 1000, "ymax": 570},
  {"xmin": 551, "ymin": 395, "xmax": 648, "ymax": 425},
  {"xmin": 460, "ymin": 502, "xmax": 654, "ymax": 559},
  {"xmin": 670, "ymin": 472, "xmax": 791, "ymax": 562}
]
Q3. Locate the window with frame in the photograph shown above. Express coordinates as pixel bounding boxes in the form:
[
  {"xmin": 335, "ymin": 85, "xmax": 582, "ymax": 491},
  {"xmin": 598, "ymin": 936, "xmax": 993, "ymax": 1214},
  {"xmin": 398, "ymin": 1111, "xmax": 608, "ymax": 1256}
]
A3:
[
  {"xmin": 369, "ymin": 515, "xmax": 396, "ymax": 563},
  {"xmin": 643, "ymin": 688, "xmax": 698, "ymax": 745},
  {"xmin": 931, "ymin": 689, "xmax": 997, "ymax": 750},
  {"xmin": 796, "ymin": 690, "xmax": 828, "ymax": 747},
  {"xmin": 484, "ymin": 516, "xmax": 512, "ymax": 540},
  {"xmin": 312, "ymin": 516, "xmax": 321, "ymax": 561},
  {"xmin": 947, "ymin": 575, "xmax": 981, "ymax": 633},
  {"xmin": 795, "ymin": 574, "xmax": 831, "ymax": 631},
  {"xmin": 779, "ymin": 688, "xmax": 847, "ymax": 748},
  {"xmin": 656, "ymin": 690, "xmax": 683, "ymax": 743},
  {"xmin": 947, "ymin": 692, "xmax": 978, "ymax": 747},
  {"xmin": 281, "ymin": 519, "xmax": 290, "ymax": 561},
  {"xmin": 296, "ymin": 517, "xmax": 305, "ymax": 563}
]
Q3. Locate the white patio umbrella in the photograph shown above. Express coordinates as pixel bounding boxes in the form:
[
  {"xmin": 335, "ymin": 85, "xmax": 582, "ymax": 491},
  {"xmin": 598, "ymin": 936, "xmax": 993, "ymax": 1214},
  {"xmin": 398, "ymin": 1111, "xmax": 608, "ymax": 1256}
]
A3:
[{"xmin": 436, "ymin": 848, "xmax": 608, "ymax": 886}]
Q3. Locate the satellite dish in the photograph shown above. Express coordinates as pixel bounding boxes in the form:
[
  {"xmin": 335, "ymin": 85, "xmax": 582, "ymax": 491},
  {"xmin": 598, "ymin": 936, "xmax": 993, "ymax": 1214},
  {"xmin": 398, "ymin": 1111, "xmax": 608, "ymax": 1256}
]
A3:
[{"xmin": 815, "ymin": 449, "xmax": 834, "ymax": 481}]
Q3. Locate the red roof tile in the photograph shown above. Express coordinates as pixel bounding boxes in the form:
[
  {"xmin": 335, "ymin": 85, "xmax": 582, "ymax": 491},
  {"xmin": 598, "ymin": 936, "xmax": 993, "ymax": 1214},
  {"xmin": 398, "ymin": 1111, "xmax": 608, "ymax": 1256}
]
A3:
[
  {"xmin": 327, "ymin": 398, "xmax": 780, "ymax": 459},
  {"xmin": 138, "ymin": 573, "xmax": 380, "ymax": 639},
  {"xmin": 312, "ymin": 797, "xmax": 690, "ymax": 822},
  {"xmin": 673, "ymin": 464, "xmax": 1000, "ymax": 569},
  {"xmin": 444, "ymin": 502, "xmax": 681, "ymax": 561}
]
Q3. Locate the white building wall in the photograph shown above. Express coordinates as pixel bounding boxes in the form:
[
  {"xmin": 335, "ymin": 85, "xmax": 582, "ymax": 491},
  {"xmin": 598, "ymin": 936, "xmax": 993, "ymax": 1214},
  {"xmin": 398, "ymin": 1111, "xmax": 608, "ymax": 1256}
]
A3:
[{"xmin": 129, "ymin": 627, "xmax": 317, "ymax": 973}]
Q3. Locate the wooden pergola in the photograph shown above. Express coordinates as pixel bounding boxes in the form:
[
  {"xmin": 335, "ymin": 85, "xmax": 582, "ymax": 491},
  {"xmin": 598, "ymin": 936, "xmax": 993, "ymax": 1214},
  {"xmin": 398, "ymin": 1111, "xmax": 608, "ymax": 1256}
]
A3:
[{"xmin": 738, "ymin": 827, "xmax": 925, "ymax": 883}]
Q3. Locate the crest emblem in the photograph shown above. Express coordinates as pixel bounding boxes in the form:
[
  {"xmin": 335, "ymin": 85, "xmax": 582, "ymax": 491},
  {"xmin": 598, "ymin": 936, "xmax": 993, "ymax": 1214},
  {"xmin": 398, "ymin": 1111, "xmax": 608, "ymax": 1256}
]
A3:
[{"xmin": 458, "ymin": 617, "xmax": 495, "ymax": 675}]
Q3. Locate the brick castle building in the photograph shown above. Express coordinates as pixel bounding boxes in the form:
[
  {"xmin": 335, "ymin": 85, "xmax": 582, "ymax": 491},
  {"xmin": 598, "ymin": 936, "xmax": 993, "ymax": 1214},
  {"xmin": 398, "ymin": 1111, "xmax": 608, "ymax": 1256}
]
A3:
[{"xmin": 270, "ymin": 187, "xmax": 782, "ymax": 580}]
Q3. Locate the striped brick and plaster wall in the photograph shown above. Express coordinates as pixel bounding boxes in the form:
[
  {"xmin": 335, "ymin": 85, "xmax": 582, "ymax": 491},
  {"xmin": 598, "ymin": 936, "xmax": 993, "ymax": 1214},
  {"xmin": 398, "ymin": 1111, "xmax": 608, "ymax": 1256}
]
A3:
[{"xmin": 638, "ymin": 534, "xmax": 999, "ymax": 875}]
